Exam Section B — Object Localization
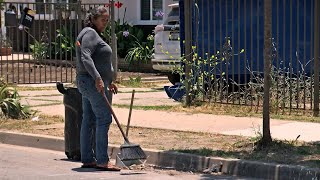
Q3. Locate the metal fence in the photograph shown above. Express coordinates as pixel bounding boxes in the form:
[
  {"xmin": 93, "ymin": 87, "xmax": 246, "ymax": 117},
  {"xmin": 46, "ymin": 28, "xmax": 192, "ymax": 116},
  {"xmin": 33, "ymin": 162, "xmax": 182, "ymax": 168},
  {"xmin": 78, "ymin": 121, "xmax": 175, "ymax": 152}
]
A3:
[
  {"xmin": 0, "ymin": 1, "xmax": 112, "ymax": 84},
  {"xmin": 181, "ymin": 0, "xmax": 319, "ymax": 114},
  {"xmin": 1, "ymin": 0, "xmax": 319, "ymax": 114}
]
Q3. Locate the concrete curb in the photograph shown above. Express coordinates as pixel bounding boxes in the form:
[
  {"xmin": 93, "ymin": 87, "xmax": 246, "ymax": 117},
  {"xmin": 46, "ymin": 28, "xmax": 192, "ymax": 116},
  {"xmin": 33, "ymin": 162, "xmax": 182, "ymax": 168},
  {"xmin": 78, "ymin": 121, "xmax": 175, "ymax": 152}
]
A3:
[{"xmin": 1, "ymin": 130, "xmax": 320, "ymax": 180}]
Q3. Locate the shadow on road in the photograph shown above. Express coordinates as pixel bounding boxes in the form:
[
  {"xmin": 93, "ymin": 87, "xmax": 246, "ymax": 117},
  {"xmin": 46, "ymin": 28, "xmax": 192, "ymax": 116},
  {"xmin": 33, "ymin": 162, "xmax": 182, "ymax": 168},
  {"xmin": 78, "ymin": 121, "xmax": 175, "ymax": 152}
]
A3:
[
  {"xmin": 71, "ymin": 167, "xmax": 148, "ymax": 175},
  {"xmin": 57, "ymin": 158, "xmax": 80, "ymax": 162},
  {"xmin": 120, "ymin": 172, "xmax": 147, "ymax": 175},
  {"xmin": 72, "ymin": 167, "xmax": 98, "ymax": 173}
]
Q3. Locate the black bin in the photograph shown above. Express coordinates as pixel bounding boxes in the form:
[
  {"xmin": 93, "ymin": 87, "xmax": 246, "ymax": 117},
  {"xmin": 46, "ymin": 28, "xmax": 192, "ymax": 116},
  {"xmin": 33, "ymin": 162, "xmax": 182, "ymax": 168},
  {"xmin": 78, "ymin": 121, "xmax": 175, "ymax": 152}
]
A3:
[
  {"xmin": 5, "ymin": 10, "xmax": 17, "ymax": 27},
  {"xmin": 56, "ymin": 82, "xmax": 82, "ymax": 160}
]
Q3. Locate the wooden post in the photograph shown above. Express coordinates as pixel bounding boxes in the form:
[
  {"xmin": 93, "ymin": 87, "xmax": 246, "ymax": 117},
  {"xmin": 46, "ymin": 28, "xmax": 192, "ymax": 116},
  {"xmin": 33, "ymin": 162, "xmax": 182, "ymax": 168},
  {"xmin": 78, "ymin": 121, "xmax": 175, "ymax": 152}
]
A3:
[
  {"xmin": 314, "ymin": 0, "xmax": 319, "ymax": 117},
  {"xmin": 184, "ymin": 0, "xmax": 192, "ymax": 106},
  {"xmin": 110, "ymin": 0, "xmax": 118, "ymax": 81},
  {"xmin": 262, "ymin": 0, "xmax": 272, "ymax": 144}
]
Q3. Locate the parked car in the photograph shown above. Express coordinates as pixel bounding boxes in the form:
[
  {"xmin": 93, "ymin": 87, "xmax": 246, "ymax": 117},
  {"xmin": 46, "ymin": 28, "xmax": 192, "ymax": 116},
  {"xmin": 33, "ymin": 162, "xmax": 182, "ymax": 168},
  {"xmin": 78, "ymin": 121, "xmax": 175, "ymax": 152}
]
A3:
[{"xmin": 152, "ymin": 3, "xmax": 181, "ymax": 85}]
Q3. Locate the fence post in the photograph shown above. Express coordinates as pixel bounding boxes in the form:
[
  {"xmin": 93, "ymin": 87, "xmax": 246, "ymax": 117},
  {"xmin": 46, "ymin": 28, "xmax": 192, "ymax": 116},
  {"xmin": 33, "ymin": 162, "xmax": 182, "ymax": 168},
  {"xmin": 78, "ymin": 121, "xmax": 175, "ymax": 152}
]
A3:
[
  {"xmin": 110, "ymin": 0, "xmax": 117, "ymax": 81},
  {"xmin": 313, "ymin": 0, "xmax": 319, "ymax": 117},
  {"xmin": 184, "ymin": 0, "xmax": 192, "ymax": 106},
  {"xmin": 262, "ymin": 0, "xmax": 272, "ymax": 144},
  {"xmin": 77, "ymin": 0, "xmax": 82, "ymax": 35}
]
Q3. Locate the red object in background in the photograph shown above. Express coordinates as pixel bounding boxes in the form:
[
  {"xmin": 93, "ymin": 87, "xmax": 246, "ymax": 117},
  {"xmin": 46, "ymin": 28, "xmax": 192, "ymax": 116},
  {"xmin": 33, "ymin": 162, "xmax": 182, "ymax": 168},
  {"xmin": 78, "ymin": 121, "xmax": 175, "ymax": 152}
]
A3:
[
  {"xmin": 105, "ymin": 3, "xmax": 110, "ymax": 7},
  {"xmin": 115, "ymin": 1, "xmax": 123, "ymax": 8}
]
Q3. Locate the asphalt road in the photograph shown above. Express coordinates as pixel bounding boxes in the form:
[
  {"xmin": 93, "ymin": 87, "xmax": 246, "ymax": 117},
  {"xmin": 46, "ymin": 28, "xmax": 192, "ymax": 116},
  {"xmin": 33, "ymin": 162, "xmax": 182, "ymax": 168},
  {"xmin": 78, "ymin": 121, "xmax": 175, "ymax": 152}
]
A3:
[{"xmin": 0, "ymin": 144, "xmax": 260, "ymax": 180}]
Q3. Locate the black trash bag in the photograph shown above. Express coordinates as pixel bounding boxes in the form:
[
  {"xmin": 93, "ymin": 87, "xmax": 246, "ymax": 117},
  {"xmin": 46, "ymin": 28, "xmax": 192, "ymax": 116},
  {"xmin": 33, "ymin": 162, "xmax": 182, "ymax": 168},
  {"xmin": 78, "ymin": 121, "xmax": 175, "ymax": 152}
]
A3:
[{"xmin": 20, "ymin": 7, "xmax": 34, "ymax": 28}]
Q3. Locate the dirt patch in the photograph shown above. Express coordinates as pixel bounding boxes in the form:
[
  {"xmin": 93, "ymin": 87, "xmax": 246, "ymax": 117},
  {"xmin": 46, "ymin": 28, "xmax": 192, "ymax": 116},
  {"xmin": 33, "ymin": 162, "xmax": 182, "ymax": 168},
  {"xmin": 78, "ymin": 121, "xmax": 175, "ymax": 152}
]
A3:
[
  {"xmin": 0, "ymin": 61, "xmax": 76, "ymax": 84},
  {"xmin": 2, "ymin": 117, "xmax": 320, "ymax": 169},
  {"xmin": 30, "ymin": 124, "xmax": 245, "ymax": 152}
]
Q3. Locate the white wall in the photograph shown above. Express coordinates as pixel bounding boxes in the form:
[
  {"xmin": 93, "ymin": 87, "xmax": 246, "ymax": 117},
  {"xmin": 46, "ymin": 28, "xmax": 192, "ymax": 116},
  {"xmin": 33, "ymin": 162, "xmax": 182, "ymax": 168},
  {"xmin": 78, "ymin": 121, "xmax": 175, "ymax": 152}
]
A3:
[
  {"xmin": 118, "ymin": 0, "xmax": 177, "ymax": 25},
  {"xmin": 82, "ymin": 0, "xmax": 177, "ymax": 26},
  {"xmin": 113, "ymin": 0, "xmax": 137, "ymax": 25}
]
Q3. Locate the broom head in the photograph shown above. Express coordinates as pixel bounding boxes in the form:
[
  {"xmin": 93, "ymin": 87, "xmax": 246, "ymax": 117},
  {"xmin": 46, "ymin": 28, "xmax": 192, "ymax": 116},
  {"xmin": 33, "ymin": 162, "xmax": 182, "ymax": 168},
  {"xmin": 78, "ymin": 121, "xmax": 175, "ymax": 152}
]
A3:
[{"xmin": 120, "ymin": 143, "xmax": 147, "ymax": 161}]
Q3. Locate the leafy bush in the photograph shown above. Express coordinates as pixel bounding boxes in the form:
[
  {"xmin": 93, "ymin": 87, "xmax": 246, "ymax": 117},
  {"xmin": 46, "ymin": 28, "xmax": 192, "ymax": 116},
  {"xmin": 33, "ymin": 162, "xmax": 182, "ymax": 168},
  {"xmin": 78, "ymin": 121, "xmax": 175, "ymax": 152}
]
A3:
[
  {"xmin": 30, "ymin": 40, "xmax": 49, "ymax": 61},
  {"xmin": 173, "ymin": 37, "xmax": 245, "ymax": 103},
  {"xmin": 28, "ymin": 28, "xmax": 75, "ymax": 61},
  {"xmin": 0, "ymin": 80, "xmax": 32, "ymax": 119},
  {"xmin": 51, "ymin": 28, "xmax": 76, "ymax": 60},
  {"xmin": 103, "ymin": 5, "xmax": 154, "ymax": 59},
  {"xmin": 173, "ymin": 36, "xmax": 313, "ymax": 115},
  {"xmin": 125, "ymin": 34, "xmax": 154, "ymax": 65},
  {"xmin": 117, "ymin": 25, "xmax": 145, "ymax": 58},
  {"xmin": 104, "ymin": 20, "xmax": 148, "ymax": 58}
]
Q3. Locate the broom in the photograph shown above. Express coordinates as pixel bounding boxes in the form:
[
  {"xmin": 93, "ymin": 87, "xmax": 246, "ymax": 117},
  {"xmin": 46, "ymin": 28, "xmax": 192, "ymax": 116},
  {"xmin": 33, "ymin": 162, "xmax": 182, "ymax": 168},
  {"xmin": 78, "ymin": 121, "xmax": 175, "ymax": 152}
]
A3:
[
  {"xmin": 126, "ymin": 90, "xmax": 135, "ymax": 138},
  {"xmin": 101, "ymin": 92, "xmax": 147, "ymax": 161}
]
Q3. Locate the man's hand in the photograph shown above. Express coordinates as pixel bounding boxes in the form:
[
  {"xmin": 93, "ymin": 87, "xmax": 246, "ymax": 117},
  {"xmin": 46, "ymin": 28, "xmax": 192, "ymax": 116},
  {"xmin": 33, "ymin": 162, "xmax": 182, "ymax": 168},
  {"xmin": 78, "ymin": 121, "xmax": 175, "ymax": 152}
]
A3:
[
  {"xmin": 95, "ymin": 77, "xmax": 104, "ymax": 93},
  {"xmin": 108, "ymin": 83, "xmax": 118, "ymax": 94}
]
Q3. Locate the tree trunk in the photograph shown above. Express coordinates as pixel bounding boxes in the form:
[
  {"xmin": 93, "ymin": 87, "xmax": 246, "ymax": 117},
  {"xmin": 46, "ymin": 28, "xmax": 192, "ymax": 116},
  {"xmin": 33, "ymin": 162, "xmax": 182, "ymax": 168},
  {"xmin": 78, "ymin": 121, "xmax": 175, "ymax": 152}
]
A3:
[{"xmin": 262, "ymin": 0, "xmax": 272, "ymax": 145}]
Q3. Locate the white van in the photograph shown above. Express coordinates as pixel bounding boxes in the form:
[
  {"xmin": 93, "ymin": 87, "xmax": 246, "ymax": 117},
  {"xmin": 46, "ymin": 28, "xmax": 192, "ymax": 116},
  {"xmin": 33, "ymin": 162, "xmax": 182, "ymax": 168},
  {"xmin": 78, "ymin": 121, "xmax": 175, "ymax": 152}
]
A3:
[{"xmin": 152, "ymin": 3, "xmax": 181, "ymax": 84}]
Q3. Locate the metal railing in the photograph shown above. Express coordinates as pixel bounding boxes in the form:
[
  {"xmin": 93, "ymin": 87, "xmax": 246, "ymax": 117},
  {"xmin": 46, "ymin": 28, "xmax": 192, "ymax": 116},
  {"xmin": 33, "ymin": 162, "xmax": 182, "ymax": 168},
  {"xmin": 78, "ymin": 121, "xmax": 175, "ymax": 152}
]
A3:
[
  {"xmin": 0, "ymin": 1, "xmax": 112, "ymax": 84},
  {"xmin": 1, "ymin": 0, "xmax": 319, "ymax": 114}
]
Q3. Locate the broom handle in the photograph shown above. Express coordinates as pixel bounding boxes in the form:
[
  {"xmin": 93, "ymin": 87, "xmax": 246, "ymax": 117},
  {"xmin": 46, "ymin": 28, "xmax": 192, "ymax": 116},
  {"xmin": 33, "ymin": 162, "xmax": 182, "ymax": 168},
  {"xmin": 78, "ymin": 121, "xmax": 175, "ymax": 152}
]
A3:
[
  {"xmin": 102, "ymin": 92, "xmax": 130, "ymax": 143},
  {"xmin": 126, "ymin": 90, "xmax": 135, "ymax": 137}
]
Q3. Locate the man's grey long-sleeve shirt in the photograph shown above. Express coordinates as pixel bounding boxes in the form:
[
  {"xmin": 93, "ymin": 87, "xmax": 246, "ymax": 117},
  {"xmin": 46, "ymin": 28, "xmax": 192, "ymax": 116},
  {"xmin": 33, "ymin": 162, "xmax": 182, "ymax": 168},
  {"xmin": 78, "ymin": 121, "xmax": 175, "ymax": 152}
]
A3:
[{"xmin": 76, "ymin": 27, "xmax": 114, "ymax": 84}]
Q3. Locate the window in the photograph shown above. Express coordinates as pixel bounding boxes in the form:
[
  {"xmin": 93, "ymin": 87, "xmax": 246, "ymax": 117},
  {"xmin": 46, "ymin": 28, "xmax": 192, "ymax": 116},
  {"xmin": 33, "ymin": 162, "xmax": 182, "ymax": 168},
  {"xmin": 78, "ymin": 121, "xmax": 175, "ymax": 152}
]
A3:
[
  {"xmin": 35, "ymin": 0, "xmax": 77, "ymax": 14},
  {"xmin": 168, "ymin": 7, "xmax": 179, "ymax": 17},
  {"xmin": 35, "ymin": 0, "xmax": 52, "ymax": 14},
  {"xmin": 56, "ymin": 0, "xmax": 78, "ymax": 11},
  {"xmin": 140, "ymin": 0, "xmax": 163, "ymax": 21}
]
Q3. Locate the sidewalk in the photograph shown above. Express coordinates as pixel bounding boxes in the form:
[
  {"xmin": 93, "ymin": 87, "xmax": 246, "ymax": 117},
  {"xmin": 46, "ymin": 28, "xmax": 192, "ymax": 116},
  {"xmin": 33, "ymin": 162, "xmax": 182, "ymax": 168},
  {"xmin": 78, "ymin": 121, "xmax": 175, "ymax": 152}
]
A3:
[
  {"xmin": 19, "ymin": 86, "xmax": 320, "ymax": 142},
  {"xmin": 7, "ymin": 84, "xmax": 320, "ymax": 179}
]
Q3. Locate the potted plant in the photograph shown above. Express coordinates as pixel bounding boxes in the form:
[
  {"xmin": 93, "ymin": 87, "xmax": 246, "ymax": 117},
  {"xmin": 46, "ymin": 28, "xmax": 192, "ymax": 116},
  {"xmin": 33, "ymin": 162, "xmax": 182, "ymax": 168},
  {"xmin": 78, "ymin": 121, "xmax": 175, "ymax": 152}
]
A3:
[{"xmin": 0, "ymin": 36, "xmax": 12, "ymax": 56}]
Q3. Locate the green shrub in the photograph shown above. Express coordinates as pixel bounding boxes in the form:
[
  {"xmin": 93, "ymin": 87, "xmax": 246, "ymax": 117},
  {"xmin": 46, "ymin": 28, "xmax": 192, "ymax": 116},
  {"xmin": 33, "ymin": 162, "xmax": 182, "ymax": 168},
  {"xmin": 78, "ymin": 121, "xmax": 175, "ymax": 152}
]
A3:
[
  {"xmin": 0, "ymin": 80, "xmax": 33, "ymax": 119},
  {"xmin": 104, "ymin": 20, "xmax": 149, "ymax": 58},
  {"xmin": 124, "ymin": 34, "xmax": 154, "ymax": 66},
  {"xmin": 30, "ymin": 40, "xmax": 49, "ymax": 61},
  {"xmin": 51, "ymin": 28, "xmax": 76, "ymax": 60}
]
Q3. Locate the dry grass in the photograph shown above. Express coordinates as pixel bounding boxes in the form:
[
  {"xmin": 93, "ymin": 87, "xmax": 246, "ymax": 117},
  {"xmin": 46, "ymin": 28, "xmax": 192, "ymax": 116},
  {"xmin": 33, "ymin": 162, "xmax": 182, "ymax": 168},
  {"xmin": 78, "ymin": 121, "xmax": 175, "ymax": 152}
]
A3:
[
  {"xmin": 0, "ymin": 115, "xmax": 64, "ymax": 131},
  {"xmin": 1, "ymin": 115, "xmax": 320, "ymax": 169}
]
